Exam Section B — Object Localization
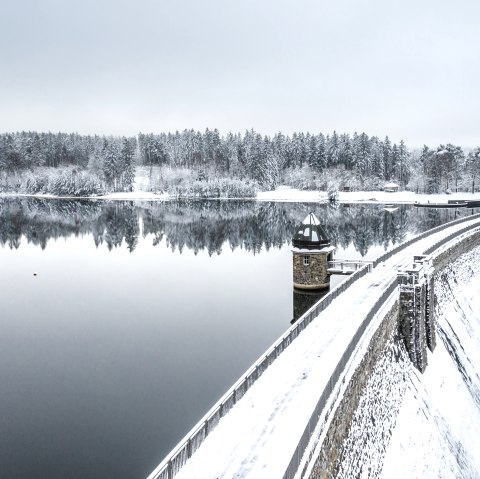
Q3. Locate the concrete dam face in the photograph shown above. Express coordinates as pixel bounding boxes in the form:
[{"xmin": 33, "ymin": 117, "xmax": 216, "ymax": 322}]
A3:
[{"xmin": 310, "ymin": 244, "xmax": 480, "ymax": 478}]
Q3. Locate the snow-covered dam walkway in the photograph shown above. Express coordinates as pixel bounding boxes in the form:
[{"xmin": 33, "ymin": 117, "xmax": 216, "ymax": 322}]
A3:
[{"xmin": 147, "ymin": 213, "xmax": 480, "ymax": 479}]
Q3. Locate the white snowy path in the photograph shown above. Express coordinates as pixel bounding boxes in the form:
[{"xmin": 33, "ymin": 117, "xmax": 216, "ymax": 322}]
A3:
[{"xmin": 158, "ymin": 217, "xmax": 480, "ymax": 479}]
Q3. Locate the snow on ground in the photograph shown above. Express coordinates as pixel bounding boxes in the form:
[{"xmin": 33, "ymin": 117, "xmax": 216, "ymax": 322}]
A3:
[
  {"xmin": 333, "ymin": 338, "xmax": 410, "ymax": 479},
  {"xmin": 95, "ymin": 191, "xmax": 169, "ymax": 201},
  {"xmin": 381, "ymin": 247, "xmax": 480, "ymax": 479},
  {"xmin": 0, "ymin": 191, "xmax": 170, "ymax": 201},
  {"xmin": 153, "ymin": 216, "xmax": 480, "ymax": 479},
  {"xmin": 6, "ymin": 183, "xmax": 480, "ymax": 203},
  {"xmin": 99, "ymin": 186, "xmax": 480, "ymax": 203},
  {"xmin": 257, "ymin": 185, "xmax": 480, "ymax": 204}
]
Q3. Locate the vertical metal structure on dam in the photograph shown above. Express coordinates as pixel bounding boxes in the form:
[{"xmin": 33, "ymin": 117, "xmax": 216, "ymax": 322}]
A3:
[{"xmin": 397, "ymin": 255, "xmax": 436, "ymax": 372}]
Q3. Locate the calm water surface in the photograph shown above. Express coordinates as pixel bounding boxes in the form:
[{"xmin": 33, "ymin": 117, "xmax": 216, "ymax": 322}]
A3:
[{"xmin": 0, "ymin": 198, "xmax": 473, "ymax": 479}]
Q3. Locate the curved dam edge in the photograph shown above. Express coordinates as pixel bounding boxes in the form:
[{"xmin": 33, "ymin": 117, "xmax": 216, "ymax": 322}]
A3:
[
  {"xmin": 148, "ymin": 215, "xmax": 480, "ymax": 479},
  {"xmin": 303, "ymin": 225, "xmax": 480, "ymax": 479},
  {"xmin": 301, "ymin": 284, "xmax": 404, "ymax": 479}
]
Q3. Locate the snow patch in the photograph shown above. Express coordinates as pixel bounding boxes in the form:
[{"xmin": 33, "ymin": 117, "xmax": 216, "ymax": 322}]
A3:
[
  {"xmin": 257, "ymin": 187, "xmax": 480, "ymax": 205},
  {"xmin": 381, "ymin": 246, "xmax": 480, "ymax": 478}
]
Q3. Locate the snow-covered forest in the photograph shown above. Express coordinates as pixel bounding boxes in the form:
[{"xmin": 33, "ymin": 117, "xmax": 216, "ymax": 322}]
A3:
[{"xmin": 0, "ymin": 130, "xmax": 479, "ymax": 197}]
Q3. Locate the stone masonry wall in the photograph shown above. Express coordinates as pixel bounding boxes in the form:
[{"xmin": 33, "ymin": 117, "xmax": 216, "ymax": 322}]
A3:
[
  {"xmin": 293, "ymin": 252, "xmax": 329, "ymax": 289},
  {"xmin": 433, "ymin": 229, "xmax": 480, "ymax": 273},
  {"xmin": 398, "ymin": 280, "xmax": 428, "ymax": 372},
  {"xmin": 306, "ymin": 229, "xmax": 480, "ymax": 479},
  {"xmin": 308, "ymin": 301, "xmax": 402, "ymax": 478}
]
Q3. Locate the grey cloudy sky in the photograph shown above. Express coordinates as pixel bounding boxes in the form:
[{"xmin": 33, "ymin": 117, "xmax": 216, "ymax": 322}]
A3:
[{"xmin": 1, "ymin": 0, "xmax": 479, "ymax": 147}]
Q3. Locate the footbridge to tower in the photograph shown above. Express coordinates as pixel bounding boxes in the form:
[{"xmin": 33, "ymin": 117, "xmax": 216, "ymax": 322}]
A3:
[{"xmin": 147, "ymin": 212, "xmax": 480, "ymax": 479}]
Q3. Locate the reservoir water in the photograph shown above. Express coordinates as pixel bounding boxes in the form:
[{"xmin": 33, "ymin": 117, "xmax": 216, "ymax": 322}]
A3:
[{"xmin": 0, "ymin": 198, "xmax": 474, "ymax": 479}]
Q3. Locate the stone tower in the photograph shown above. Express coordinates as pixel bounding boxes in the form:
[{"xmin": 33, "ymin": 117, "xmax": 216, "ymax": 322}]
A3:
[
  {"xmin": 397, "ymin": 254, "xmax": 435, "ymax": 373},
  {"xmin": 292, "ymin": 213, "xmax": 335, "ymax": 290}
]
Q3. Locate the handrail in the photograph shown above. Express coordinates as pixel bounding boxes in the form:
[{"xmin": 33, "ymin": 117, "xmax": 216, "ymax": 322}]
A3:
[
  {"xmin": 147, "ymin": 268, "xmax": 371, "ymax": 479},
  {"xmin": 282, "ymin": 215, "xmax": 480, "ymax": 479},
  {"xmin": 372, "ymin": 212, "xmax": 480, "ymax": 267},
  {"xmin": 329, "ymin": 258, "xmax": 373, "ymax": 263},
  {"xmin": 283, "ymin": 279, "xmax": 398, "ymax": 479},
  {"xmin": 147, "ymin": 212, "xmax": 480, "ymax": 479}
]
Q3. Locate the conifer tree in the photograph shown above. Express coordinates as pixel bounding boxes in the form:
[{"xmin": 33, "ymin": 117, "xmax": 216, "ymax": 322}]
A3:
[
  {"xmin": 382, "ymin": 136, "xmax": 392, "ymax": 180},
  {"xmin": 102, "ymin": 139, "xmax": 118, "ymax": 190},
  {"xmin": 466, "ymin": 147, "xmax": 480, "ymax": 193},
  {"xmin": 119, "ymin": 137, "xmax": 136, "ymax": 192}
]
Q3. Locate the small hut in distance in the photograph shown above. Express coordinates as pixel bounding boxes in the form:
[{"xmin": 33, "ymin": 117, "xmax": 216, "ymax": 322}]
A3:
[
  {"xmin": 384, "ymin": 182, "xmax": 399, "ymax": 192},
  {"xmin": 292, "ymin": 213, "xmax": 335, "ymax": 290}
]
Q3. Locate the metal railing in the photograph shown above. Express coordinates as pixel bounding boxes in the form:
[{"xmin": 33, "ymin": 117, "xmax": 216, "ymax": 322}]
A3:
[
  {"xmin": 372, "ymin": 212, "xmax": 480, "ymax": 267},
  {"xmin": 147, "ymin": 266, "xmax": 371, "ymax": 479},
  {"xmin": 283, "ymin": 280, "xmax": 398, "ymax": 479},
  {"xmin": 147, "ymin": 212, "xmax": 480, "ymax": 479},
  {"xmin": 327, "ymin": 259, "xmax": 373, "ymax": 273},
  {"xmin": 282, "ymin": 214, "xmax": 480, "ymax": 479}
]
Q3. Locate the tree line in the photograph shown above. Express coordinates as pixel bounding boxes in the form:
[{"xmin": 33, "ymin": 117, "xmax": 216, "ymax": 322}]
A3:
[
  {"xmin": 0, "ymin": 132, "xmax": 136, "ymax": 195},
  {"xmin": 416, "ymin": 144, "xmax": 480, "ymax": 194},
  {"xmin": 137, "ymin": 130, "xmax": 411, "ymax": 190},
  {"xmin": 0, "ymin": 130, "xmax": 479, "ymax": 195}
]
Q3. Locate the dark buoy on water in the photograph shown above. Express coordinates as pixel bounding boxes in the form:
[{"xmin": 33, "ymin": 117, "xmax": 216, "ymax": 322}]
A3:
[{"xmin": 33, "ymin": 272, "xmax": 38, "ymax": 276}]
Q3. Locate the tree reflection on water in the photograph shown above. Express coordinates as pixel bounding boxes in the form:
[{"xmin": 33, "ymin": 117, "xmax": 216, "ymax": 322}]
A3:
[{"xmin": 0, "ymin": 197, "xmax": 473, "ymax": 256}]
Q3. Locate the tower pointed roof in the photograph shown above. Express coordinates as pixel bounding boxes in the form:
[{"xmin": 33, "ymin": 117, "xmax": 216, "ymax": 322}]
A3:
[{"xmin": 292, "ymin": 213, "xmax": 330, "ymax": 249}]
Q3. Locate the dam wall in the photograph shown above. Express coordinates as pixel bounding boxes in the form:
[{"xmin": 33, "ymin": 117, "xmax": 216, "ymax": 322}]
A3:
[
  {"xmin": 147, "ymin": 214, "xmax": 480, "ymax": 479},
  {"xmin": 305, "ymin": 226, "xmax": 480, "ymax": 478}
]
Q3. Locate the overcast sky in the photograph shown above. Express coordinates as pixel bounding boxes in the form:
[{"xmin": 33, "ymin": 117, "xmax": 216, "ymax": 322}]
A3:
[{"xmin": 1, "ymin": 0, "xmax": 479, "ymax": 147}]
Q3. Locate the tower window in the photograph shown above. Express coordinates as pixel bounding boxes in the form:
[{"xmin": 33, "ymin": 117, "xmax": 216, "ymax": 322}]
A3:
[{"xmin": 304, "ymin": 255, "xmax": 309, "ymax": 266}]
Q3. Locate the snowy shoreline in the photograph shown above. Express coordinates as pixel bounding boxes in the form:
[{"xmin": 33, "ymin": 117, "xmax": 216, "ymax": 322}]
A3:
[
  {"xmin": 2, "ymin": 185, "xmax": 480, "ymax": 205},
  {"xmin": 256, "ymin": 186, "xmax": 480, "ymax": 204}
]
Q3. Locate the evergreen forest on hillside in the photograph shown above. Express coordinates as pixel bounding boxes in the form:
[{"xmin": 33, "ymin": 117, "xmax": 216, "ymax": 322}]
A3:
[{"xmin": 0, "ymin": 129, "xmax": 479, "ymax": 197}]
